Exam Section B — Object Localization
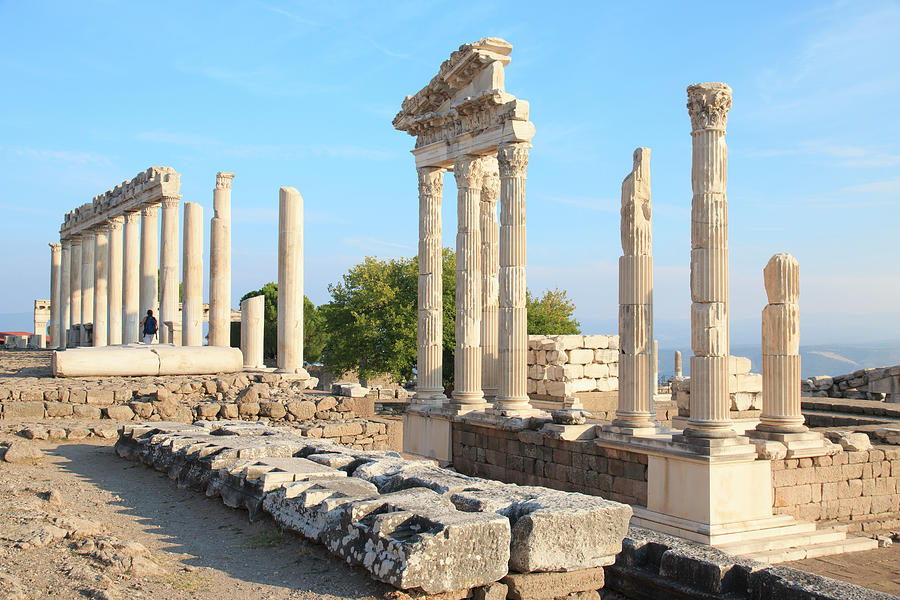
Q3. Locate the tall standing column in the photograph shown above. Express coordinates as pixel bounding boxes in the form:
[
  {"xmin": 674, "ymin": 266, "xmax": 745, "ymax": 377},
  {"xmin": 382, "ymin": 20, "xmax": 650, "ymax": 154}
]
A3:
[
  {"xmin": 758, "ymin": 254, "xmax": 806, "ymax": 433},
  {"xmin": 241, "ymin": 295, "xmax": 265, "ymax": 369},
  {"xmin": 159, "ymin": 196, "xmax": 181, "ymax": 344},
  {"xmin": 49, "ymin": 243, "xmax": 61, "ymax": 348},
  {"xmin": 107, "ymin": 216, "xmax": 124, "ymax": 345},
  {"xmin": 610, "ymin": 148, "xmax": 656, "ymax": 433},
  {"xmin": 277, "ymin": 187, "xmax": 304, "ymax": 373},
  {"xmin": 92, "ymin": 228, "xmax": 108, "ymax": 346},
  {"xmin": 59, "ymin": 239, "xmax": 71, "ymax": 349},
  {"xmin": 683, "ymin": 82, "xmax": 735, "ymax": 439},
  {"xmin": 81, "ymin": 231, "xmax": 95, "ymax": 345},
  {"xmin": 209, "ymin": 172, "xmax": 234, "ymax": 347},
  {"xmin": 140, "ymin": 203, "xmax": 159, "ymax": 338},
  {"xmin": 123, "ymin": 210, "xmax": 141, "ymax": 343},
  {"xmin": 450, "ymin": 155, "xmax": 487, "ymax": 413},
  {"xmin": 415, "ymin": 167, "xmax": 446, "ymax": 405},
  {"xmin": 182, "ymin": 202, "xmax": 204, "ymax": 347},
  {"xmin": 493, "ymin": 143, "xmax": 532, "ymax": 415},
  {"xmin": 69, "ymin": 236, "xmax": 82, "ymax": 346},
  {"xmin": 480, "ymin": 157, "xmax": 500, "ymax": 402}
]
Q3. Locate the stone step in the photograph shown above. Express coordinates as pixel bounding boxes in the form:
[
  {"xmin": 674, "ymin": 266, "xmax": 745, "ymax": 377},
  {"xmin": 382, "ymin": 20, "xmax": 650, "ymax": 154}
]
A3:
[
  {"xmin": 717, "ymin": 527, "xmax": 846, "ymax": 556},
  {"xmin": 802, "ymin": 409, "xmax": 893, "ymax": 428},
  {"xmin": 739, "ymin": 532, "xmax": 878, "ymax": 564}
]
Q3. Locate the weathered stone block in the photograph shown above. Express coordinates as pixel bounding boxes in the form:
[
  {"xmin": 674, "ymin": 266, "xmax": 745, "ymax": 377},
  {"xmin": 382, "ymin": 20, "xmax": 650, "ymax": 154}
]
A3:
[
  {"xmin": 105, "ymin": 405, "xmax": 136, "ymax": 421},
  {"xmin": 86, "ymin": 390, "xmax": 115, "ymax": 406},
  {"xmin": 73, "ymin": 405, "xmax": 102, "ymax": 419},
  {"xmin": 45, "ymin": 402, "xmax": 74, "ymax": 418},
  {"xmin": 2, "ymin": 401, "xmax": 45, "ymax": 419}
]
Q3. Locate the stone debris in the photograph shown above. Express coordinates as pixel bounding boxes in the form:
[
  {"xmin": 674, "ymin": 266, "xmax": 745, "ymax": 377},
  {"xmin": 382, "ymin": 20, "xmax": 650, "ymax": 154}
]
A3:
[
  {"xmin": 2, "ymin": 440, "xmax": 43, "ymax": 463},
  {"xmin": 824, "ymin": 430, "xmax": 873, "ymax": 452},
  {"xmin": 115, "ymin": 420, "xmax": 631, "ymax": 595},
  {"xmin": 802, "ymin": 364, "xmax": 900, "ymax": 401}
]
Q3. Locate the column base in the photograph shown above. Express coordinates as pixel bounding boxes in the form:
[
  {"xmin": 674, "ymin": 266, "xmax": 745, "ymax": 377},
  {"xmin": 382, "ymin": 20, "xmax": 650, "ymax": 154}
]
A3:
[
  {"xmin": 749, "ymin": 429, "xmax": 836, "ymax": 459},
  {"xmin": 602, "ymin": 422, "xmax": 662, "ymax": 437},
  {"xmin": 541, "ymin": 423, "xmax": 597, "ymax": 441},
  {"xmin": 412, "ymin": 392, "xmax": 447, "ymax": 406},
  {"xmin": 445, "ymin": 402, "xmax": 491, "ymax": 416},
  {"xmin": 670, "ymin": 432, "xmax": 757, "ymax": 458},
  {"xmin": 487, "ymin": 395, "xmax": 539, "ymax": 417}
]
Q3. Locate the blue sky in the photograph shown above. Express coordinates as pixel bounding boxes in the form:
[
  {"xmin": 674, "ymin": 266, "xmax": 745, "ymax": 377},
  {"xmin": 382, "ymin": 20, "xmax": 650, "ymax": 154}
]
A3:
[{"xmin": 1, "ymin": 0, "xmax": 898, "ymax": 346}]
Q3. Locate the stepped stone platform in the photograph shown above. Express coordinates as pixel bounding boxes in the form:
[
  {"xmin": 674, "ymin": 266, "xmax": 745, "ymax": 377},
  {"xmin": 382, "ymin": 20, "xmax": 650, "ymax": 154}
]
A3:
[{"xmin": 114, "ymin": 420, "xmax": 633, "ymax": 596}]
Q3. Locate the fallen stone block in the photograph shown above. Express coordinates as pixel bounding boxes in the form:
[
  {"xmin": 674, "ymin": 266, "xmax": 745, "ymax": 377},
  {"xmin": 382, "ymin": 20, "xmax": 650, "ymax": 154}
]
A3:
[
  {"xmin": 502, "ymin": 567, "xmax": 605, "ymax": 600},
  {"xmin": 264, "ymin": 477, "xmax": 379, "ymax": 541}
]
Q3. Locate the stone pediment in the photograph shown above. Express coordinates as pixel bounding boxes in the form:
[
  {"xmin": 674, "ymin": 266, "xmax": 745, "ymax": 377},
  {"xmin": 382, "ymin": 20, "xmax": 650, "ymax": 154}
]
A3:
[{"xmin": 394, "ymin": 37, "xmax": 534, "ymax": 167}]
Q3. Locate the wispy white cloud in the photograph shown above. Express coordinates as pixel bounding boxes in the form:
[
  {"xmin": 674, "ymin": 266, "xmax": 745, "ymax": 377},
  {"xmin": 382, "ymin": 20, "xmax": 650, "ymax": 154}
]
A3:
[
  {"xmin": 173, "ymin": 60, "xmax": 345, "ymax": 98},
  {"xmin": 258, "ymin": 3, "xmax": 321, "ymax": 27},
  {"xmin": 743, "ymin": 142, "xmax": 900, "ymax": 168},
  {"xmin": 802, "ymin": 177, "xmax": 900, "ymax": 206},
  {"xmin": 342, "ymin": 236, "xmax": 414, "ymax": 252},
  {"xmin": 1, "ymin": 146, "xmax": 112, "ymax": 167}
]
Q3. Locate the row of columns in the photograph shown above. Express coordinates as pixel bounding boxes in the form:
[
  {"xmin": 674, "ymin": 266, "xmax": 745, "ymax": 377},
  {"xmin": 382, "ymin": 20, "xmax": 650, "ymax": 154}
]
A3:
[
  {"xmin": 414, "ymin": 142, "xmax": 532, "ymax": 416},
  {"xmin": 52, "ymin": 172, "xmax": 236, "ymax": 350}
]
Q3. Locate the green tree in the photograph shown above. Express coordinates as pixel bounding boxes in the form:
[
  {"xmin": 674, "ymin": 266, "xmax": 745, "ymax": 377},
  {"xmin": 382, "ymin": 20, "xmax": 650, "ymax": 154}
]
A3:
[
  {"xmin": 231, "ymin": 282, "xmax": 326, "ymax": 363},
  {"xmin": 526, "ymin": 288, "xmax": 581, "ymax": 335}
]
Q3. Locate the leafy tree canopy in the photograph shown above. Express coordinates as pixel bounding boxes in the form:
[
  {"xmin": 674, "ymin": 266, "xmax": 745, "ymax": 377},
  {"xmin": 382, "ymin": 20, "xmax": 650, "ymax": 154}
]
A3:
[{"xmin": 526, "ymin": 287, "xmax": 581, "ymax": 335}]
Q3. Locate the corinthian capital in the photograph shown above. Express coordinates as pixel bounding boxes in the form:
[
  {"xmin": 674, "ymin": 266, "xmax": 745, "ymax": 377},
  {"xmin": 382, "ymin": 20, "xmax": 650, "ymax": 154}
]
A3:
[
  {"xmin": 497, "ymin": 143, "xmax": 529, "ymax": 178},
  {"xmin": 481, "ymin": 156, "xmax": 500, "ymax": 206},
  {"xmin": 161, "ymin": 195, "xmax": 180, "ymax": 209},
  {"xmin": 687, "ymin": 82, "xmax": 732, "ymax": 132},
  {"xmin": 107, "ymin": 215, "xmax": 124, "ymax": 230},
  {"xmin": 453, "ymin": 155, "xmax": 486, "ymax": 189},
  {"xmin": 141, "ymin": 203, "xmax": 159, "ymax": 218},
  {"xmin": 216, "ymin": 172, "xmax": 235, "ymax": 190},
  {"xmin": 417, "ymin": 167, "xmax": 444, "ymax": 199},
  {"xmin": 123, "ymin": 210, "xmax": 141, "ymax": 224},
  {"xmin": 49, "ymin": 242, "xmax": 61, "ymax": 252}
]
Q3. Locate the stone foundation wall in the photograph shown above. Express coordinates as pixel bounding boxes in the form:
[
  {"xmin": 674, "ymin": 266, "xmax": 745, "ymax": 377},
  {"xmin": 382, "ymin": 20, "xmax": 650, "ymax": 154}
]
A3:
[
  {"xmin": 804, "ymin": 365, "xmax": 900, "ymax": 401},
  {"xmin": 771, "ymin": 445, "xmax": 900, "ymax": 533},
  {"xmin": 453, "ymin": 422, "xmax": 648, "ymax": 506}
]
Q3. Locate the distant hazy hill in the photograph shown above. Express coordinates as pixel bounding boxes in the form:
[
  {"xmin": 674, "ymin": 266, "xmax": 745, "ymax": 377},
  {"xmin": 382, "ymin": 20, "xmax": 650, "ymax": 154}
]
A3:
[{"xmin": 659, "ymin": 343, "xmax": 900, "ymax": 380}]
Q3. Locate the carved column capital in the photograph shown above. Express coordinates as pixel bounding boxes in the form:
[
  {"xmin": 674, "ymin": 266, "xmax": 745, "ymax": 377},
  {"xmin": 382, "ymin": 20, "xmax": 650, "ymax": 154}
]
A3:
[
  {"xmin": 687, "ymin": 82, "xmax": 732, "ymax": 132},
  {"xmin": 453, "ymin": 155, "xmax": 486, "ymax": 189},
  {"xmin": 417, "ymin": 167, "xmax": 444, "ymax": 197},
  {"xmin": 497, "ymin": 143, "xmax": 529, "ymax": 178},
  {"xmin": 61, "ymin": 238, "xmax": 72, "ymax": 249},
  {"xmin": 69, "ymin": 234, "xmax": 83, "ymax": 246},
  {"xmin": 123, "ymin": 210, "xmax": 141, "ymax": 224},
  {"xmin": 141, "ymin": 203, "xmax": 159, "ymax": 218},
  {"xmin": 49, "ymin": 242, "xmax": 61, "ymax": 252},
  {"xmin": 107, "ymin": 215, "xmax": 124, "ymax": 230},
  {"xmin": 481, "ymin": 156, "xmax": 500, "ymax": 206},
  {"xmin": 161, "ymin": 196, "xmax": 180, "ymax": 209},
  {"xmin": 216, "ymin": 172, "xmax": 235, "ymax": 189}
]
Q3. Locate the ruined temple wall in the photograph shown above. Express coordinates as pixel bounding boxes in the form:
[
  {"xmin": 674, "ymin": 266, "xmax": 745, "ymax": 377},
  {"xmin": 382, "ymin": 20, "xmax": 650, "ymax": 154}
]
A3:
[
  {"xmin": 453, "ymin": 421, "xmax": 648, "ymax": 506},
  {"xmin": 527, "ymin": 334, "xmax": 620, "ymax": 399}
]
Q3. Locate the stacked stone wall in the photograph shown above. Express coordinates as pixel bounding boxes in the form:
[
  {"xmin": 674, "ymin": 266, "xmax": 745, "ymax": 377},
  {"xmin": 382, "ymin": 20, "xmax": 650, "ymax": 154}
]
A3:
[
  {"xmin": 771, "ymin": 445, "xmax": 900, "ymax": 533},
  {"xmin": 527, "ymin": 334, "xmax": 620, "ymax": 400},
  {"xmin": 671, "ymin": 355, "xmax": 761, "ymax": 417},
  {"xmin": 804, "ymin": 365, "xmax": 900, "ymax": 401},
  {"xmin": 453, "ymin": 422, "xmax": 648, "ymax": 506}
]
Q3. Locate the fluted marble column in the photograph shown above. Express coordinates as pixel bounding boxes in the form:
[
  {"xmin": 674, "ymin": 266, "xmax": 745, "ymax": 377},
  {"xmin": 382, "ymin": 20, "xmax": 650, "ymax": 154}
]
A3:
[
  {"xmin": 415, "ymin": 167, "xmax": 446, "ymax": 404},
  {"xmin": 81, "ymin": 231, "xmax": 95, "ymax": 345},
  {"xmin": 69, "ymin": 236, "xmax": 82, "ymax": 346},
  {"xmin": 140, "ymin": 203, "xmax": 159, "ymax": 336},
  {"xmin": 277, "ymin": 187, "xmax": 304, "ymax": 373},
  {"xmin": 684, "ymin": 82, "xmax": 735, "ymax": 439},
  {"xmin": 480, "ymin": 157, "xmax": 500, "ymax": 402},
  {"xmin": 159, "ymin": 196, "xmax": 180, "ymax": 344},
  {"xmin": 209, "ymin": 172, "xmax": 234, "ymax": 347},
  {"xmin": 59, "ymin": 239, "xmax": 71, "ymax": 349},
  {"xmin": 493, "ymin": 143, "xmax": 532, "ymax": 415},
  {"xmin": 92, "ymin": 228, "xmax": 108, "ymax": 346},
  {"xmin": 450, "ymin": 155, "xmax": 487, "ymax": 413},
  {"xmin": 49, "ymin": 243, "xmax": 61, "ymax": 348},
  {"xmin": 758, "ymin": 254, "xmax": 806, "ymax": 433},
  {"xmin": 182, "ymin": 202, "xmax": 204, "ymax": 347},
  {"xmin": 241, "ymin": 295, "xmax": 265, "ymax": 369},
  {"xmin": 610, "ymin": 148, "xmax": 656, "ymax": 433},
  {"xmin": 123, "ymin": 210, "xmax": 141, "ymax": 343},
  {"xmin": 107, "ymin": 216, "xmax": 124, "ymax": 345}
]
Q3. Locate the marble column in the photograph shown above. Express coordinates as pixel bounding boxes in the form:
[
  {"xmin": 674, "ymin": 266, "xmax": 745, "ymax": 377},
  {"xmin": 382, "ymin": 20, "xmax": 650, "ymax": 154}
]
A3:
[
  {"xmin": 49, "ymin": 242, "xmax": 61, "ymax": 348},
  {"xmin": 674, "ymin": 350, "xmax": 683, "ymax": 379},
  {"xmin": 182, "ymin": 202, "xmax": 204, "ymax": 347},
  {"xmin": 123, "ymin": 210, "xmax": 141, "ymax": 343},
  {"xmin": 610, "ymin": 148, "xmax": 656, "ymax": 433},
  {"xmin": 480, "ymin": 157, "xmax": 501, "ymax": 402},
  {"xmin": 92, "ymin": 228, "xmax": 108, "ymax": 346},
  {"xmin": 684, "ymin": 82, "xmax": 735, "ymax": 440},
  {"xmin": 758, "ymin": 254, "xmax": 806, "ymax": 433},
  {"xmin": 209, "ymin": 172, "xmax": 234, "ymax": 347},
  {"xmin": 241, "ymin": 295, "xmax": 265, "ymax": 369},
  {"xmin": 159, "ymin": 196, "xmax": 181, "ymax": 344},
  {"xmin": 59, "ymin": 239, "xmax": 71, "ymax": 349},
  {"xmin": 450, "ymin": 155, "xmax": 487, "ymax": 414},
  {"xmin": 277, "ymin": 187, "xmax": 304, "ymax": 373},
  {"xmin": 81, "ymin": 231, "xmax": 95, "ymax": 345},
  {"xmin": 107, "ymin": 216, "xmax": 124, "ymax": 345},
  {"xmin": 415, "ymin": 167, "xmax": 446, "ymax": 404},
  {"xmin": 140, "ymin": 203, "xmax": 159, "ymax": 337},
  {"xmin": 69, "ymin": 236, "xmax": 82, "ymax": 345},
  {"xmin": 493, "ymin": 143, "xmax": 532, "ymax": 415}
]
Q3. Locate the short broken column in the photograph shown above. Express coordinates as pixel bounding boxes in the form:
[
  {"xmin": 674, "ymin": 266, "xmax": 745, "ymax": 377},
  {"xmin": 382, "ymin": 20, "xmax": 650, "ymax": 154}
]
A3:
[
  {"xmin": 277, "ymin": 187, "xmax": 304, "ymax": 373},
  {"xmin": 674, "ymin": 350, "xmax": 683, "ymax": 379},
  {"xmin": 480, "ymin": 157, "xmax": 500, "ymax": 403},
  {"xmin": 107, "ymin": 216, "xmax": 124, "ymax": 345},
  {"xmin": 159, "ymin": 195, "xmax": 181, "ymax": 344},
  {"xmin": 92, "ymin": 227, "xmax": 108, "ymax": 346},
  {"xmin": 49, "ymin": 242, "xmax": 61, "ymax": 348},
  {"xmin": 608, "ymin": 148, "xmax": 656, "ymax": 434},
  {"xmin": 59, "ymin": 239, "xmax": 71, "ymax": 349},
  {"xmin": 81, "ymin": 231, "xmax": 95, "ymax": 345},
  {"xmin": 123, "ymin": 210, "xmax": 141, "ymax": 344},
  {"xmin": 209, "ymin": 172, "xmax": 234, "ymax": 347},
  {"xmin": 241, "ymin": 295, "xmax": 265, "ymax": 369},
  {"xmin": 182, "ymin": 202, "xmax": 204, "ymax": 347}
]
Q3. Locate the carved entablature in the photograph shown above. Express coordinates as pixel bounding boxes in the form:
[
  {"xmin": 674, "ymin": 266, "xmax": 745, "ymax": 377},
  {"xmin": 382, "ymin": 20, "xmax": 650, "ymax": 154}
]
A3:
[
  {"xmin": 60, "ymin": 166, "xmax": 181, "ymax": 238},
  {"xmin": 394, "ymin": 38, "xmax": 534, "ymax": 168}
]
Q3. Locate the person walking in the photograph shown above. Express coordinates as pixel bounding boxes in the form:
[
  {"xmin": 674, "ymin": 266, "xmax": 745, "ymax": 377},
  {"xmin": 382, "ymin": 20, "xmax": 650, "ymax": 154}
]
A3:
[{"xmin": 140, "ymin": 309, "xmax": 158, "ymax": 344}]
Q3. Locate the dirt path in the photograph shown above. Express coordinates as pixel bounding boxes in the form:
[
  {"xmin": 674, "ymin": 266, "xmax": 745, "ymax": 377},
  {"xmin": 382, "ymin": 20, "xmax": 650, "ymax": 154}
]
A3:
[{"xmin": 0, "ymin": 435, "xmax": 392, "ymax": 599}]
